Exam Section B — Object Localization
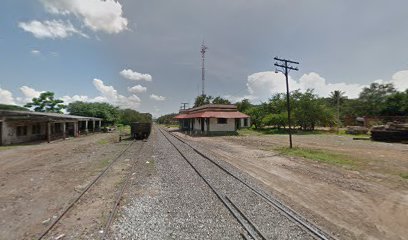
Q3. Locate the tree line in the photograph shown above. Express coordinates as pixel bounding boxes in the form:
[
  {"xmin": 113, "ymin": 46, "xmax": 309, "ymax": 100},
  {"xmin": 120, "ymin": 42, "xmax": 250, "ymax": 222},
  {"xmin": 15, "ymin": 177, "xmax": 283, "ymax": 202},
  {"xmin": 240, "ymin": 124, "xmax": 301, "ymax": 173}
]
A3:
[
  {"xmin": 240, "ymin": 82, "xmax": 407, "ymax": 130},
  {"xmin": 159, "ymin": 82, "xmax": 407, "ymax": 130}
]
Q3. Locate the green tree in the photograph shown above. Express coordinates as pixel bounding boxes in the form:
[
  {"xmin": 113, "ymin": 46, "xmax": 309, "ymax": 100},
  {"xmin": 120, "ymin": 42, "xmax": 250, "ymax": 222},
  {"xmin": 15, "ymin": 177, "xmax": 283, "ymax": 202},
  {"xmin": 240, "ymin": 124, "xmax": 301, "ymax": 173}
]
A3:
[
  {"xmin": 246, "ymin": 104, "xmax": 268, "ymax": 129},
  {"xmin": 157, "ymin": 113, "xmax": 178, "ymax": 124},
  {"xmin": 25, "ymin": 91, "xmax": 66, "ymax": 113},
  {"xmin": 67, "ymin": 101, "xmax": 120, "ymax": 123},
  {"xmin": 291, "ymin": 89, "xmax": 335, "ymax": 130},
  {"xmin": 381, "ymin": 90, "xmax": 408, "ymax": 116},
  {"xmin": 118, "ymin": 109, "xmax": 152, "ymax": 125},
  {"xmin": 358, "ymin": 83, "xmax": 397, "ymax": 116},
  {"xmin": 262, "ymin": 112, "xmax": 288, "ymax": 129},
  {"xmin": 212, "ymin": 96, "xmax": 231, "ymax": 104},
  {"xmin": 193, "ymin": 94, "xmax": 213, "ymax": 107},
  {"xmin": 329, "ymin": 90, "xmax": 347, "ymax": 132},
  {"xmin": 236, "ymin": 99, "xmax": 252, "ymax": 113}
]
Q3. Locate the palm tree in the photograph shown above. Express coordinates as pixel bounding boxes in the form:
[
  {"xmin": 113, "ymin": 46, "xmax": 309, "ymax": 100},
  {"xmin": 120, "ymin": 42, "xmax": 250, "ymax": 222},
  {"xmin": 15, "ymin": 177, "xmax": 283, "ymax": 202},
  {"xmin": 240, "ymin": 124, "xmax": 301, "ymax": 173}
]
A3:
[{"xmin": 329, "ymin": 90, "xmax": 346, "ymax": 133}]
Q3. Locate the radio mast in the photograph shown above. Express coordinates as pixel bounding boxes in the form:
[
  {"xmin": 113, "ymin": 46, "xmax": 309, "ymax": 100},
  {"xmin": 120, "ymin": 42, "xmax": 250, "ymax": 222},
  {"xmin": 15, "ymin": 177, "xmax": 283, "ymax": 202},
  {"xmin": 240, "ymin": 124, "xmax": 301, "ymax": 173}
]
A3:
[{"xmin": 201, "ymin": 42, "xmax": 208, "ymax": 96}]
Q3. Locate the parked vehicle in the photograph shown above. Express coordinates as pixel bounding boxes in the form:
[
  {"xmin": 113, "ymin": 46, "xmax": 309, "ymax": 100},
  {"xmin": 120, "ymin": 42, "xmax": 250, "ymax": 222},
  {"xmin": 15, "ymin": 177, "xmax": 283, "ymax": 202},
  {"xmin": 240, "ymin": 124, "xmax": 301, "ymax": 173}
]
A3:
[{"xmin": 130, "ymin": 122, "xmax": 152, "ymax": 139}]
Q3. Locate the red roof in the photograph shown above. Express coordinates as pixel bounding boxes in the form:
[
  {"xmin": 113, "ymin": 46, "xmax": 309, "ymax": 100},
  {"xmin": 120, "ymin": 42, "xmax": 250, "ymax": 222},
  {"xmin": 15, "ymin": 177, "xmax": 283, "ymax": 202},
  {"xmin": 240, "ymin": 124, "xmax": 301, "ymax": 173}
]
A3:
[{"xmin": 174, "ymin": 111, "xmax": 249, "ymax": 119}]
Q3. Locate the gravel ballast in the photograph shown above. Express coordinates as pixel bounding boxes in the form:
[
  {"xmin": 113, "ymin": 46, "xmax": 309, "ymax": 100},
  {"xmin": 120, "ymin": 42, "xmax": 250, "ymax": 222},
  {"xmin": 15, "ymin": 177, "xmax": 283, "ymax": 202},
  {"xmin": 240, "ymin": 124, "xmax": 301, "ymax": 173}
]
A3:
[
  {"xmin": 112, "ymin": 127, "xmax": 242, "ymax": 239},
  {"xmin": 163, "ymin": 129, "xmax": 315, "ymax": 240}
]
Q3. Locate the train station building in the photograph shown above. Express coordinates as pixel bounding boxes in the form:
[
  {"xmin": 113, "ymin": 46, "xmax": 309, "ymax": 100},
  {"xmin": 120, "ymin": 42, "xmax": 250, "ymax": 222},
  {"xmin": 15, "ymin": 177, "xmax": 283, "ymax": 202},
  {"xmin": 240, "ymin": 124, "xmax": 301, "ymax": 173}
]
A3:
[
  {"xmin": 174, "ymin": 104, "xmax": 250, "ymax": 135},
  {"xmin": 0, "ymin": 110, "xmax": 102, "ymax": 145}
]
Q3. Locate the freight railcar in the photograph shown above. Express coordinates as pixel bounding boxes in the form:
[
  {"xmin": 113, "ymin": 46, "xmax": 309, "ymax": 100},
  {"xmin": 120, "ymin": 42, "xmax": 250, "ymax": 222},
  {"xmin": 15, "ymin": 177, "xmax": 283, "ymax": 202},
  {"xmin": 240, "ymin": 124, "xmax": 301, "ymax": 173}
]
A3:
[{"xmin": 130, "ymin": 122, "xmax": 152, "ymax": 139}]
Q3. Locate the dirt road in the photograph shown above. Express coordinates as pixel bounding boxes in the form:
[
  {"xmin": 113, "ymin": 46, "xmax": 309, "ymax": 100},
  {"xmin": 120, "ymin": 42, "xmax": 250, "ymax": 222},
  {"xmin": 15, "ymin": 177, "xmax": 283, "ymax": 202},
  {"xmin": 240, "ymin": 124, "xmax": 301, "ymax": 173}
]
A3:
[
  {"xmin": 0, "ymin": 133, "xmax": 135, "ymax": 240},
  {"xmin": 176, "ymin": 133, "xmax": 408, "ymax": 240}
]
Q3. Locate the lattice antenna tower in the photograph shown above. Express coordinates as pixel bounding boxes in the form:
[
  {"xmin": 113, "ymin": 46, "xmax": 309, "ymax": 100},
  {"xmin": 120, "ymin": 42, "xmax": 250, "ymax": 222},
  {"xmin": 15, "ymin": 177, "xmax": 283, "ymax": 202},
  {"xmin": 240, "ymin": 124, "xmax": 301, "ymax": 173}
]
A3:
[{"xmin": 201, "ymin": 42, "xmax": 208, "ymax": 96}]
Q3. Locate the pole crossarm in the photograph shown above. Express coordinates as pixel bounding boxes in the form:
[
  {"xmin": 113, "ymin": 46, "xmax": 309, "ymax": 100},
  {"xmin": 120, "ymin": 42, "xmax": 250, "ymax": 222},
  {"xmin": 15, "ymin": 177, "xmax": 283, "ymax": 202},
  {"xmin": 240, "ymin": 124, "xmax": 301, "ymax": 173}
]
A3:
[
  {"xmin": 274, "ymin": 57, "xmax": 299, "ymax": 64},
  {"xmin": 274, "ymin": 63, "xmax": 298, "ymax": 71}
]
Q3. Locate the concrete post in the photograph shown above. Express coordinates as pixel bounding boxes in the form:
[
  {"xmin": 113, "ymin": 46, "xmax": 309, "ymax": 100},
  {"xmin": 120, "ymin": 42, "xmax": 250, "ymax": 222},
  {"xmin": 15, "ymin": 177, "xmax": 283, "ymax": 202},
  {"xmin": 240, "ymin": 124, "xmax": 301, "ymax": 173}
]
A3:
[
  {"xmin": 85, "ymin": 120, "xmax": 88, "ymax": 135},
  {"xmin": 62, "ymin": 122, "xmax": 66, "ymax": 139},
  {"xmin": 47, "ymin": 122, "xmax": 51, "ymax": 143},
  {"xmin": 74, "ymin": 121, "xmax": 79, "ymax": 137},
  {"xmin": 99, "ymin": 120, "xmax": 102, "ymax": 130},
  {"xmin": 92, "ymin": 120, "xmax": 95, "ymax": 132}
]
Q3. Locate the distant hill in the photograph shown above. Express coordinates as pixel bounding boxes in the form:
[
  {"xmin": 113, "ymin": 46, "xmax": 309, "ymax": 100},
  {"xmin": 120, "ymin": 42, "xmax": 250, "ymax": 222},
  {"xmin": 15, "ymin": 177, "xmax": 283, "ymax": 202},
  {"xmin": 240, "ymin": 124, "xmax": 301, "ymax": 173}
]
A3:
[{"xmin": 0, "ymin": 104, "xmax": 29, "ymax": 111}]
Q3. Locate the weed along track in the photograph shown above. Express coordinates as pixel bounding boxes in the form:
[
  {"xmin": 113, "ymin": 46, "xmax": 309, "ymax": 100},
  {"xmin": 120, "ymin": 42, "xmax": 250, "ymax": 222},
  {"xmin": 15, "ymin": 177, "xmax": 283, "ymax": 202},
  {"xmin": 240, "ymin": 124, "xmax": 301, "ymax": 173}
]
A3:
[
  {"xmin": 158, "ymin": 127, "xmax": 334, "ymax": 240},
  {"xmin": 36, "ymin": 140, "xmax": 143, "ymax": 240}
]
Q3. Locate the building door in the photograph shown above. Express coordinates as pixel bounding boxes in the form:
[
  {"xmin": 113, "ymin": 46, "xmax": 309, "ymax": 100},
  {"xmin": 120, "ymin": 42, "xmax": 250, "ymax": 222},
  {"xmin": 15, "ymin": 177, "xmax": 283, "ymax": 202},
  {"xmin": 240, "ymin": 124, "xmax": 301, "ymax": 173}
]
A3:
[
  {"xmin": 0, "ymin": 122, "xmax": 2, "ymax": 146},
  {"xmin": 235, "ymin": 119, "xmax": 240, "ymax": 130}
]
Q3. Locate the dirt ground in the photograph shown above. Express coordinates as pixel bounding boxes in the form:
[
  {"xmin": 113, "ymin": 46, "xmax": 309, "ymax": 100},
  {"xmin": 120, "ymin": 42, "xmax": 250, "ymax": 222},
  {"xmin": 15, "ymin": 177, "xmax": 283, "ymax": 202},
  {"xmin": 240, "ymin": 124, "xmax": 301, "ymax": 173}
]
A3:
[
  {"xmin": 0, "ymin": 133, "xmax": 137, "ymax": 240},
  {"xmin": 175, "ymin": 132, "xmax": 408, "ymax": 240}
]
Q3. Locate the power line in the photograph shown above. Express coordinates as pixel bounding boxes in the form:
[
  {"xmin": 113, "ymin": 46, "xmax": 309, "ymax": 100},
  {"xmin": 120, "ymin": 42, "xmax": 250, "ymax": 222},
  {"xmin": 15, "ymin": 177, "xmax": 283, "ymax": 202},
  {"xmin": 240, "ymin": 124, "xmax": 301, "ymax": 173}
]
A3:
[{"xmin": 274, "ymin": 56, "xmax": 299, "ymax": 149}]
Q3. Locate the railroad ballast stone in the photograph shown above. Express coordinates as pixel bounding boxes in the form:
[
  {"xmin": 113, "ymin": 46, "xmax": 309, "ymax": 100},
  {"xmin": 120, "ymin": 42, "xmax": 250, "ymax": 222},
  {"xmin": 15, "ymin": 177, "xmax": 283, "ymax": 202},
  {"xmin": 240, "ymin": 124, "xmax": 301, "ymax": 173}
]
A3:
[{"xmin": 111, "ymin": 127, "xmax": 241, "ymax": 239}]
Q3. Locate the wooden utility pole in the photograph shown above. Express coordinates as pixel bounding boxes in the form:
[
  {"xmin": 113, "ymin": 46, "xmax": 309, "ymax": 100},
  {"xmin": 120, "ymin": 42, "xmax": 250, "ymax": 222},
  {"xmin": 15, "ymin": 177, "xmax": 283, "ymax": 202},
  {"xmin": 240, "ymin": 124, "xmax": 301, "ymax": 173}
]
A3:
[{"xmin": 274, "ymin": 57, "xmax": 299, "ymax": 149}]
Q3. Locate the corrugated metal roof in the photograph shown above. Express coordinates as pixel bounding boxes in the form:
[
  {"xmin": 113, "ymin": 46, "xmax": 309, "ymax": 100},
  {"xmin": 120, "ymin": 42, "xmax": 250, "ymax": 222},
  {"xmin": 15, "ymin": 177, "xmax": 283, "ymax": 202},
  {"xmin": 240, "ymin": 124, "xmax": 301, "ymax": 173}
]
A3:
[{"xmin": 0, "ymin": 110, "xmax": 102, "ymax": 120}]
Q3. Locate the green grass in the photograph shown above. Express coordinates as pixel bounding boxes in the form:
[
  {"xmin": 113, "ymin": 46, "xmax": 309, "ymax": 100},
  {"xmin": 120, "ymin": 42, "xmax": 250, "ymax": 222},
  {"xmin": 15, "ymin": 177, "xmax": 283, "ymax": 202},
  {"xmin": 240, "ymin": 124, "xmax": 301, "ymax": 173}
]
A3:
[
  {"xmin": 238, "ymin": 127, "xmax": 371, "ymax": 138},
  {"xmin": 97, "ymin": 139, "xmax": 110, "ymax": 145},
  {"xmin": 117, "ymin": 125, "xmax": 131, "ymax": 135},
  {"xmin": 276, "ymin": 147, "xmax": 358, "ymax": 169},
  {"xmin": 238, "ymin": 127, "xmax": 326, "ymax": 136},
  {"xmin": 400, "ymin": 173, "xmax": 408, "ymax": 179},
  {"xmin": 0, "ymin": 146, "xmax": 17, "ymax": 151}
]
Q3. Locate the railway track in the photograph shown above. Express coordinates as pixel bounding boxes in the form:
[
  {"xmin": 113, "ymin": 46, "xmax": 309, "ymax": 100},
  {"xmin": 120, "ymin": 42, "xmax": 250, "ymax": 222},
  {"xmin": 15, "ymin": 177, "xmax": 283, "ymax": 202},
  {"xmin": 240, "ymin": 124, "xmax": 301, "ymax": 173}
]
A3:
[
  {"xmin": 102, "ymin": 139, "xmax": 147, "ymax": 239},
  {"xmin": 159, "ymin": 127, "xmax": 335, "ymax": 240},
  {"xmin": 37, "ymin": 140, "xmax": 141, "ymax": 240}
]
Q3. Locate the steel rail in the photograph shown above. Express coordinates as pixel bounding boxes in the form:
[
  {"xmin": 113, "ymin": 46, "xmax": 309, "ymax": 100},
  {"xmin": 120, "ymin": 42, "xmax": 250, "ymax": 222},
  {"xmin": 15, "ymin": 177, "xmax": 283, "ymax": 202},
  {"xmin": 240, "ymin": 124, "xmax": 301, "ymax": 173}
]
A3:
[
  {"xmin": 163, "ymin": 128, "xmax": 334, "ymax": 240},
  {"xmin": 102, "ymin": 140, "xmax": 146, "ymax": 239},
  {"xmin": 37, "ymin": 140, "xmax": 136, "ymax": 240},
  {"xmin": 159, "ymin": 128, "xmax": 266, "ymax": 240}
]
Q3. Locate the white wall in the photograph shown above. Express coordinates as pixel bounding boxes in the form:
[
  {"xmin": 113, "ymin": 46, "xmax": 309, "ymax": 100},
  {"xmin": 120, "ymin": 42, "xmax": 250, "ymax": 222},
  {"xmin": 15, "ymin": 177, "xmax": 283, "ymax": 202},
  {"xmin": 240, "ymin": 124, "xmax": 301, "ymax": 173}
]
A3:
[
  {"xmin": 2, "ymin": 121, "xmax": 47, "ymax": 145},
  {"xmin": 209, "ymin": 118, "xmax": 236, "ymax": 132}
]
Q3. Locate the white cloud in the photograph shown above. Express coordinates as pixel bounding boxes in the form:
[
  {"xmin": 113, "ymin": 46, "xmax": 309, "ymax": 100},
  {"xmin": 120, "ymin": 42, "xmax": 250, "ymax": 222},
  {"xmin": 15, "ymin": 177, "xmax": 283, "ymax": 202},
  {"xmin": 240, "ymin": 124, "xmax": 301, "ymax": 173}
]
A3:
[
  {"xmin": 245, "ymin": 71, "xmax": 366, "ymax": 100},
  {"xmin": 120, "ymin": 69, "xmax": 152, "ymax": 81},
  {"xmin": 298, "ymin": 72, "xmax": 365, "ymax": 98},
  {"xmin": 374, "ymin": 70, "xmax": 408, "ymax": 91},
  {"xmin": 0, "ymin": 86, "xmax": 16, "ymax": 105},
  {"xmin": 40, "ymin": 0, "xmax": 128, "ymax": 34},
  {"xmin": 150, "ymin": 94, "xmax": 166, "ymax": 101},
  {"xmin": 31, "ymin": 49, "xmax": 41, "ymax": 55},
  {"xmin": 18, "ymin": 20, "xmax": 86, "ymax": 39},
  {"xmin": 93, "ymin": 79, "xmax": 118, "ymax": 100},
  {"xmin": 61, "ymin": 95, "xmax": 91, "ymax": 104},
  {"xmin": 92, "ymin": 79, "xmax": 141, "ymax": 109},
  {"xmin": 128, "ymin": 85, "xmax": 147, "ymax": 94},
  {"xmin": 18, "ymin": 86, "xmax": 42, "ymax": 104}
]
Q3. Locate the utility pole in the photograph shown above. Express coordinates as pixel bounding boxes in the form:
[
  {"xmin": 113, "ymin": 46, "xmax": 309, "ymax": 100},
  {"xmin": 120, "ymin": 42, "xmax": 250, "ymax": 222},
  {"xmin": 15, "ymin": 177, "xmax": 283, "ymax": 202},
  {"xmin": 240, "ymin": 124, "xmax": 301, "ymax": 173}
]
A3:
[
  {"xmin": 180, "ymin": 103, "xmax": 189, "ymax": 110},
  {"xmin": 274, "ymin": 57, "xmax": 299, "ymax": 149},
  {"xmin": 201, "ymin": 42, "xmax": 208, "ymax": 96}
]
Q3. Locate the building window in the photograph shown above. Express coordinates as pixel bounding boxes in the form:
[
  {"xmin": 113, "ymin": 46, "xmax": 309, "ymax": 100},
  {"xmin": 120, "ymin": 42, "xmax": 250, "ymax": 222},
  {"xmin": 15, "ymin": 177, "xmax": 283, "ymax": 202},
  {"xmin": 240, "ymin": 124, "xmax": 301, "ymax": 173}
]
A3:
[
  {"xmin": 32, "ymin": 123, "xmax": 41, "ymax": 135},
  {"xmin": 17, "ymin": 126, "xmax": 28, "ymax": 136},
  {"xmin": 217, "ymin": 118, "xmax": 227, "ymax": 124},
  {"xmin": 243, "ymin": 118, "xmax": 248, "ymax": 127}
]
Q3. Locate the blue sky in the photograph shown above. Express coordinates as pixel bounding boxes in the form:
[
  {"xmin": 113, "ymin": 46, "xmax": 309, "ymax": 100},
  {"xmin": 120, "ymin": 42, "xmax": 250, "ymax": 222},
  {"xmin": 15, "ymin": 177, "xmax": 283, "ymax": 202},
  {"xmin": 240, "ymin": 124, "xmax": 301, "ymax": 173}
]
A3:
[{"xmin": 1, "ymin": 0, "xmax": 408, "ymax": 117}]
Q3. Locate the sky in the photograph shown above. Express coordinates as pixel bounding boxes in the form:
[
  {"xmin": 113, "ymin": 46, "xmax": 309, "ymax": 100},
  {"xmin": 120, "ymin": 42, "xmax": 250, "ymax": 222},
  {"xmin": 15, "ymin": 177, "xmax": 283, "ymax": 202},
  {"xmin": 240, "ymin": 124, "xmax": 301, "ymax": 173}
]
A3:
[{"xmin": 1, "ymin": 0, "xmax": 408, "ymax": 117}]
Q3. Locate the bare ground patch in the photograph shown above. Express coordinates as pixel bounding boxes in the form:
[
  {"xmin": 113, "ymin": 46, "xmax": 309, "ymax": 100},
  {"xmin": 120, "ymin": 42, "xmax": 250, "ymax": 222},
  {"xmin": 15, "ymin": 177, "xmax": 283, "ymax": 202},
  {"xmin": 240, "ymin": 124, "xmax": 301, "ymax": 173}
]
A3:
[{"xmin": 0, "ymin": 133, "xmax": 138, "ymax": 240}]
